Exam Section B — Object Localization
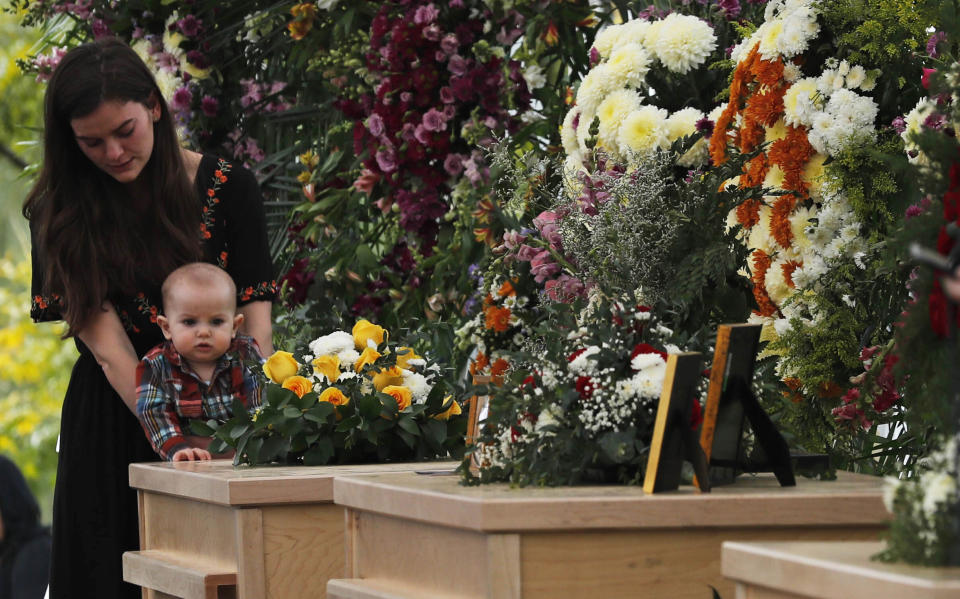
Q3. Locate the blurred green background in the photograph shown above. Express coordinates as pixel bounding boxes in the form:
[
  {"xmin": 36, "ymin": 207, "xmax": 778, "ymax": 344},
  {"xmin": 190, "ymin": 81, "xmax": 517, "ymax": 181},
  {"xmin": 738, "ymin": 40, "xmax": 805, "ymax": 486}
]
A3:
[{"xmin": 0, "ymin": 10, "xmax": 75, "ymax": 523}]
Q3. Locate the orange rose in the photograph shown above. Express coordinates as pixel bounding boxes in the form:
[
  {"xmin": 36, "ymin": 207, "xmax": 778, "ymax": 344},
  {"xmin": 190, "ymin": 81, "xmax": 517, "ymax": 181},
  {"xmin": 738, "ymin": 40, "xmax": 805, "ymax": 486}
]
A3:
[
  {"xmin": 354, "ymin": 347, "xmax": 382, "ymax": 373},
  {"xmin": 373, "ymin": 366, "xmax": 405, "ymax": 392},
  {"xmin": 318, "ymin": 387, "xmax": 349, "ymax": 407},
  {"xmin": 282, "ymin": 375, "xmax": 313, "ymax": 398},
  {"xmin": 433, "ymin": 397, "xmax": 462, "ymax": 421},
  {"xmin": 381, "ymin": 385, "xmax": 412, "ymax": 412}
]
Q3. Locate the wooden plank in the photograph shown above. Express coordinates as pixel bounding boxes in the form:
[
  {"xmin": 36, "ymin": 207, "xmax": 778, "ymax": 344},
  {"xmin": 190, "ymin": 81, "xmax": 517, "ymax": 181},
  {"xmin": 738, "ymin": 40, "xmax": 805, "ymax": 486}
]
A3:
[
  {"xmin": 344, "ymin": 509, "xmax": 359, "ymax": 578},
  {"xmin": 235, "ymin": 508, "xmax": 265, "ymax": 599},
  {"xmin": 333, "ymin": 471, "xmax": 887, "ymax": 532},
  {"xmin": 327, "ymin": 578, "xmax": 444, "ymax": 599},
  {"xmin": 261, "ymin": 503, "xmax": 346, "ymax": 599},
  {"xmin": 123, "ymin": 550, "xmax": 236, "ymax": 599},
  {"xmin": 722, "ymin": 541, "xmax": 960, "ymax": 599},
  {"xmin": 129, "ymin": 460, "xmax": 456, "ymax": 506},
  {"xmin": 141, "ymin": 492, "xmax": 238, "ymax": 570},
  {"xmin": 486, "ymin": 535, "xmax": 520, "ymax": 599}
]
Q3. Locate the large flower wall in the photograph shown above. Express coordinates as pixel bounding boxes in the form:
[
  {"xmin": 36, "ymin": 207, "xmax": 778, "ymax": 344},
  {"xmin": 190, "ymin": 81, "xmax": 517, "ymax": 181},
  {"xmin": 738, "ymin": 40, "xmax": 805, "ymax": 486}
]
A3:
[{"xmin": 14, "ymin": 0, "xmax": 956, "ymax": 485}]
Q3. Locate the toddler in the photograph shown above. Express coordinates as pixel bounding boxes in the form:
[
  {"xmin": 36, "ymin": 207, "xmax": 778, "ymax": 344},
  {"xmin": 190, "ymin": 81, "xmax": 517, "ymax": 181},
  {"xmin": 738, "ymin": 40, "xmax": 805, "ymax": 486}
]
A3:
[{"xmin": 136, "ymin": 262, "xmax": 263, "ymax": 461}]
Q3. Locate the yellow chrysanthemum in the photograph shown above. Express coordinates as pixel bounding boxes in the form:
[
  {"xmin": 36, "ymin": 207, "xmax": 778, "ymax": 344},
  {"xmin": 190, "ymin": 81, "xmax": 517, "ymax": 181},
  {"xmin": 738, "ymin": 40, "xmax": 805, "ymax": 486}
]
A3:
[
  {"xmin": 597, "ymin": 89, "xmax": 641, "ymax": 155},
  {"xmin": 802, "ymin": 153, "xmax": 828, "ymax": 199},
  {"xmin": 606, "ymin": 43, "xmax": 650, "ymax": 88},
  {"xmin": 618, "ymin": 105, "xmax": 668, "ymax": 156}
]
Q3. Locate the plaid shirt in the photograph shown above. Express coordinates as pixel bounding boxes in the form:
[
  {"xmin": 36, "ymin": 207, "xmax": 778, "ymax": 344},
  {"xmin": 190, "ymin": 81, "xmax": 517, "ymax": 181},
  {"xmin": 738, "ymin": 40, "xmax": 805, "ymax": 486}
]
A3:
[{"xmin": 136, "ymin": 334, "xmax": 264, "ymax": 460}]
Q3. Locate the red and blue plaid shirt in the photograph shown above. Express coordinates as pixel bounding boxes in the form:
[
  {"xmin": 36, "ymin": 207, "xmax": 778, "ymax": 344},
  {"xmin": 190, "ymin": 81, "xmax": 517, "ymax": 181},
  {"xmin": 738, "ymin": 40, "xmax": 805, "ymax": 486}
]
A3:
[{"xmin": 136, "ymin": 334, "xmax": 264, "ymax": 460}]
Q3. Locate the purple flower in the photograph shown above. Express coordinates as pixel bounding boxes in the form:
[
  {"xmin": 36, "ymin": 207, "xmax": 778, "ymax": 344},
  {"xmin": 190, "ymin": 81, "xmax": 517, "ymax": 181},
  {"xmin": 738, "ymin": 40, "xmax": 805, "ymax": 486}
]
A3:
[
  {"xmin": 240, "ymin": 79, "xmax": 262, "ymax": 108},
  {"xmin": 515, "ymin": 244, "xmax": 540, "ymax": 262},
  {"xmin": 496, "ymin": 25, "xmax": 523, "ymax": 46},
  {"xmin": 502, "ymin": 231, "xmax": 527, "ymax": 249},
  {"xmin": 414, "ymin": 124, "xmax": 433, "ymax": 145},
  {"xmin": 171, "ymin": 86, "xmax": 193, "ymax": 111},
  {"xmin": 695, "ymin": 117, "xmax": 714, "ymax": 136},
  {"xmin": 715, "ymin": 0, "xmax": 741, "ymax": 19},
  {"xmin": 422, "ymin": 107, "xmax": 447, "ymax": 132},
  {"xmin": 545, "ymin": 275, "xmax": 586, "ymax": 303},
  {"xmin": 449, "ymin": 0, "xmax": 464, "ymax": 6},
  {"xmin": 200, "ymin": 95, "xmax": 219, "ymax": 117},
  {"xmin": 440, "ymin": 86, "xmax": 455, "ymax": 103},
  {"xmin": 589, "ymin": 47, "xmax": 600, "ymax": 67},
  {"xmin": 923, "ymin": 112, "xmax": 945, "ymax": 131},
  {"xmin": 423, "ymin": 23, "xmax": 442, "ymax": 41},
  {"xmin": 443, "ymin": 153, "xmax": 464, "ymax": 176},
  {"xmin": 177, "ymin": 14, "xmax": 203, "ymax": 37},
  {"xmin": 375, "ymin": 148, "xmax": 398, "ymax": 173},
  {"xmin": 530, "ymin": 251, "xmax": 561, "ymax": 283},
  {"xmin": 186, "ymin": 50, "xmax": 210, "ymax": 69},
  {"xmin": 367, "ymin": 113, "xmax": 385, "ymax": 137},
  {"xmin": 927, "ymin": 31, "xmax": 947, "ymax": 58},
  {"xmin": 891, "ymin": 116, "xmax": 906, "ymax": 134},
  {"xmin": 448, "ymin": 54, "xmax": 468, "ymax": 76},
  {"xmin": 400, "ymin": 91, "xmax": 413, "ymax": 103},
  {"xmin": 443, "ymin": 105, "xmax": 456, "ymax": 120},
  {"xmin": 92, "ymin": 18, "xmax": 110, "ymax": 39},
  {"xmin": 905, "ymin": 204, "xmax": 924, "ymax": 219},
  {"xmin": 413, "ymin": 3, "xmax": 439, "ymax": 25},
  {"xmin": 440, "ymin": 34, "xmax": 459, "ymax": 55}
]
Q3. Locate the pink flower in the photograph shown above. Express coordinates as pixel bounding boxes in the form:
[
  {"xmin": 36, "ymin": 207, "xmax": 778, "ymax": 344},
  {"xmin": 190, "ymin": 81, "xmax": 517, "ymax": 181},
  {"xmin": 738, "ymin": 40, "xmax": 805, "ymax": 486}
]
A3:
[
  {"xmin": 530, "ymin": 250, "xmax": 561, "ymax": 283},
  {"xmin": 422, "ymin": 108, "xmax": 447, "ymax": 132},
  {"xmin": 440, "ymin": 34, "xmax": 459, "ymax": 55},
  {"xmin": 171, "ymin": 86, "xmax": 193, "ymax": 112},
  {"xmin": 423, "ymin": 23, "xmax": 442, "ymax": 41},
  {"xmin": 502, "ymin": 231, "xmax": 527, "ymax": 249},
  {"xmin": 442, "ymin": 105, "xmax": 456, "ymax": 120},
  {"xmin": 515, "ymin": 244, "xmax": 540, "ymax": 262},
  {"xmin": 92, "ymin": 19, "xmax": 110, "ymax": 39},
  {"xmin": 448, "ymin": 55, "xmax": 468, "ymax": 76},
  {"xmin": 400, "ymin": 92, "xmax": 413, "ymax": 103},
  {"xmin": 414, "ymin": 124, "xmax": 433, "ymax": 145},
  {"xmin": 443, "ymin": 153, "xmax": 464, "ymax": 176},
  {"xmin": 200, "ymin": 95, "xmax": 219, "ymax": 117},
  {"xmin": 545, "ymin": 275, "xmax": 585, "ymax": 303},
  {"xmin": 177, "ymin": 14, "xmax": 203, "ymax": 37},
  {"xmin": 440, "ymin": 86, "xmax": 455, "ymax": 103},
  {"xmin": 375, "ymin": 148, "xmax": 397, "ymax": 173},
  {"xmin": 353, "ymin": 169, "xmax": 380, "ymax": 195},
  {"xmin": 367, "ymin": 113, "xmax": 385, "ymax": 137},
  {"xmin": 413, "ymin": 3, "xmax": 439, "ymax": 25},
  {"xmin": 240, "ymin": 79, "xmax": 262, "ymax": 108},
  {"xmin": 922, "ymin": 68, "xmax": 937, "ymax": 90}
]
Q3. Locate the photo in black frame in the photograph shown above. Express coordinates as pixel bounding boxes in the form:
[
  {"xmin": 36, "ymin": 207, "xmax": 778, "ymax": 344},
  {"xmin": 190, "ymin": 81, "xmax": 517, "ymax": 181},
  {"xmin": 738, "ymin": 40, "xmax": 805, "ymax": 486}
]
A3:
[
  {"xmin": 643, "ymin": 352, "xmax": 711, "ymax": 494},
  {"xmin": 698, "ymin": 323, "xmax": 796, "ymax": 488}
]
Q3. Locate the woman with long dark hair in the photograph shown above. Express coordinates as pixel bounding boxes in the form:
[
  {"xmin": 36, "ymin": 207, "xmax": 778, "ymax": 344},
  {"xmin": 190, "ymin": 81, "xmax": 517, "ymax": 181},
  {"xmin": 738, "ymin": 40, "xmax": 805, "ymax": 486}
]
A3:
[
  {"xmin": 23, "ymin": 38, "xmax": 276, "ymax": 598},
  {"xmin": 0, "ymin": 456, "xmax": 51, "ymax": 599}
]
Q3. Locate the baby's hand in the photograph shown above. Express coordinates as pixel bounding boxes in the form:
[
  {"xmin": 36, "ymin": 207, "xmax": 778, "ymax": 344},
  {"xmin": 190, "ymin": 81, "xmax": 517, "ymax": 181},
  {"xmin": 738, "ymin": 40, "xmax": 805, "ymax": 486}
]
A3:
[{"xmin": 172, "ymin": 447, "xmax": 212, "ymax": 462}]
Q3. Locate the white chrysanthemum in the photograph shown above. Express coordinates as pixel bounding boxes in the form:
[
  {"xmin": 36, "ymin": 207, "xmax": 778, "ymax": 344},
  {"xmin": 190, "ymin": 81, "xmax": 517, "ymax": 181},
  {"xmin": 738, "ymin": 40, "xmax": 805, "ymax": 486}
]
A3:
[
  {"xmin": 782, "ymin": 77, "xmax": 820, "ymax": 128},
  {"xmin": 665, "ymin": 107, "xmax": 703, "ymax": 142},
  {"xmin": 131, "ymin": 39, "xmax": 155, "ymax": 69},
  {"xmin": 632, "ymin": 363, "xmax": 667, "ymax": 399},
  {"xmin": 789, "ymin": 205, "xmax": 815, "ymax": 252},
  {"xmin": 606, "ymin": 42, "xmax": 651, "ymax": 88},
  {"xmin": 708, "ymin": 104, "xmax": 725, "ymax": 123},
  {"xmin": 631, "ymin": 352, "xmax": 665, "ymax": 372},
  {"xmin": 597, "ymin": 89, "xmax": 642, "ymax": 155},
  {"xmin": 882, "ymin": 476, "xmax": 900, "ymax": 513},
  {"xmin": 336, "ymin": 371, "xmax": 358, "ymax": 382},
  {"xmin": 154, "ymin": 69, "xmax": 181, "ymax": 106},
  {"xmin": 309, "ymin": 331, "xmax": 355, "ymax": 357},
  {"xmin": 592, "ymin": 23, "xmax": 626, "ymax": 59},
  {"xmin": 402, "ymin": 370, "xmax": 432, "ymax": 403},
  {"xmin": 523, "ymin": 63, "xmax": 547, "ymax": 90},
  {"xmin": 576, "ymin": 64, "xmax": 616, "ymax": 117},
  {"xmin": 729, "ymin": 39, "xmax": 751, "ymax": 64},
  {"xmin": 617, "ymin": 18, "xmax": 652, "ymax": 50},
  {"xmin": 618, "ymin": 105, "xmax": 669, "ymax": 156},
  {"xmin": 757, "ymin": 20, "xmax": 783, "ymax": 60},
  {"xmin": 747, "ymin": 205, "xmax": 774, "ymax": 253},
  {"xmin": 336, "ymin": 348, "xmax": 360, "ymax": 369},
  {"xmin": 902, "ymin": 99, "xmax": 935, "ymax": 161},
  {"xmin": 650, "ymin": 13, "xmax": 716, "ymax": 74},
  {"xmin": 762, "ymin": 166, "xmax": 786, "ymax": 192},
  {"xmin": 535, "ymin": 405, "xmax": 563, "ymax": 437},
  {"xmin": 845, "ymin": 65, "xmax": 866, "ymax": 89},
  {"xmin": 568, "ymin": 345, "xmax": 601, "ymax": 375},
  {"xmin": 782, "ymin": 62, "xmax": 801, "ymax": 82},
  {"xmin": 765, "ymin": 256, "xmax": 794, "ymax": 303},
  {"xmin": 643, "ymin": 19, "xmax": 664, "ymax": 50},
  {"xmin": 802, "ymin": 152, "xmax": 827, "ymax": 199},
  {"xmin": 920, "ymin": 471, "xmax": 957, "ymax": 518},
  {"xmin": 777, "ymin": 19, "xmax": 808, "ymax": 58},
  {"xmin": 561, "ymin": 107, "xmax": 581, "ymax": 156},
  {"xmin": 162, "ymin": 28, "xmax": 186, "ymax": 60}
]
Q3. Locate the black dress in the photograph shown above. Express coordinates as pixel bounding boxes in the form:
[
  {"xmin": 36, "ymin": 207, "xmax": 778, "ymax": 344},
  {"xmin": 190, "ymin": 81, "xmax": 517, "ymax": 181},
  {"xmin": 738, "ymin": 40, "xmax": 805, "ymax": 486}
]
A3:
[{"xmin": 30, "ymin": 155, "xmax": 277, "ymax": 599}]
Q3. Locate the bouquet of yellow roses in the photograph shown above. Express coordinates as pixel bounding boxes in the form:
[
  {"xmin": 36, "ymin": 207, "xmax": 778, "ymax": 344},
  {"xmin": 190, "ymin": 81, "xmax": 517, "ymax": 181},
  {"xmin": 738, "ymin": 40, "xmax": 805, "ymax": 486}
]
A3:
[{"xmin": 198, "ymin": 319, "xmax": 467, "ymax": 466}]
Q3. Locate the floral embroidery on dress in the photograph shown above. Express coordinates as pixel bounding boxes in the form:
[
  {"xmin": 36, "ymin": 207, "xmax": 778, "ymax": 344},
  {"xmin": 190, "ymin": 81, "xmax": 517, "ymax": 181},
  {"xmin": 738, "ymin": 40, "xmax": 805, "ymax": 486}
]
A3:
[
  {"xmin": 118, "ymin": 308, "xmax": 141, "ymax": 334},
  {"xmin": 134, "ymin": 292, "xmax": 160, "ymax": 324},
  {"xmin": 32, "ymin": 293, "xmax": 62, "ymax": 312},
  {"xmin": 239, "ymin": 280, "xmax": 278, "ymax": 302},
  {"xmin": 218, "ymin": 250, "xmax": 228, "ymax": 269},
  {"xmin": 200, "ymin": 159, "xmax": 232, "ymax": 240}
]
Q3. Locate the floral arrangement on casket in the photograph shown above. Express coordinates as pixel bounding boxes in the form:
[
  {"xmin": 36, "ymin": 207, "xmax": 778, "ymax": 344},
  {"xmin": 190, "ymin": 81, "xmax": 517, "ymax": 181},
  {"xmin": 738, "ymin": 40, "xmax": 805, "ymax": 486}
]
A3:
[
  {"xmin": 462, "ymin": 299, "xmax": 701, "ymax": 486},
  {"xmin": 198, "ymin": 320, "xmax": 467, "ymax": 466}
]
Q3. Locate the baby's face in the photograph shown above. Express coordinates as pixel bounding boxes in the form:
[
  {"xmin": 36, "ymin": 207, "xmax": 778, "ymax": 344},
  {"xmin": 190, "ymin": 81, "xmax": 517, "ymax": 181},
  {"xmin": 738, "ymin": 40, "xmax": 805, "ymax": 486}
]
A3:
[{"xmin": 160, "ymin": 284, "xmax": 240, "ymax": 368}]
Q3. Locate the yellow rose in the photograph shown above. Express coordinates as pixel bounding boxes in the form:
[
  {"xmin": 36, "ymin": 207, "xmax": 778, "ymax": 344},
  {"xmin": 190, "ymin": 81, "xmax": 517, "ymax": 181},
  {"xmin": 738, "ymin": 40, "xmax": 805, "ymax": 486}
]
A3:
[
  {"xmin": 395, "ymin": 347, "xmax": 421, "ymax": 370},
  {"xmin": 353, "ymin": 319, "xmax": 387, "ymax": 350},
  {"xmin": 373, "ymin": 366, "xmax": 405, "ymax": 391},
  {"xmin": 312, "ymin": 354, "xmax": 341, "ymax": 383},
  {"xmin": 282, "ymin": 375, "xmax": 313, "ymax": 398},
  {"xmin": 434, "ymin": 397, "xmax": 462, "ymax": 421},
  {"xmin": 381, "ymin": 385, "xmax": 412, "ymax": 412},
  {"xmin": 318, "ymin": 387, "xmax": 350, "ymax": 407},
  {"xmin": 263, "ymin": 351, "xmax": 299, "ymax": 384},
  {"xmin": 354, "ymin": 347, "xmax": 382, "ymax": 373}
]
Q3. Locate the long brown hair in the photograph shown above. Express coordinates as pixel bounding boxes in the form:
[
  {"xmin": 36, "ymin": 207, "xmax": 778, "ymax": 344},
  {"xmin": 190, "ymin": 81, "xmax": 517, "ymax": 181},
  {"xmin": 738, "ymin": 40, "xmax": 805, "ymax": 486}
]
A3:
[{"xmin": 23, "ymin": 38, "xmax": 201, "ymax": 337}]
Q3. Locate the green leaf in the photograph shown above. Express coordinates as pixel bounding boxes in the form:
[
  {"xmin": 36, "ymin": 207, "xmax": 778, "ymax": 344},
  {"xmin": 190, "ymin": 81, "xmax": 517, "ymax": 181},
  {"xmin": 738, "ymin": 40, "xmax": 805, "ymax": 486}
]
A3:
[
  {"xmin": 229, "ymin": 423, "xmax": 251, "ymax": 440},
  {"xmin": 259, "ymin": 436, "xmax": 290, "ymax": 463},
  {"xmin": 423, "ymin": 419, "xmax": 447, "ymax": 448},
  {"xmin": 336, "ymin": 414, "xmax": 362, "ymax": 432},
  {"xmin": 357, "ymin": 394, "xmax": 383, "ymax": 420},
  {"xmin": 190, "ymin": 419, "xmax": 216, "ymax": 436},
  {"xmin": 397, "ymin": 416, "xmax": 420, "ymax": 437},
  {"xmin": 283, "ymin": 405, "xmax": 304, "ymax": 419},
  {"xmin": 396, "ymin": 428, "xmax": 416, "ymax": 449},
  {"xmin": 303, "ymin": 437, "xmax": 335, "ymax": 465}
]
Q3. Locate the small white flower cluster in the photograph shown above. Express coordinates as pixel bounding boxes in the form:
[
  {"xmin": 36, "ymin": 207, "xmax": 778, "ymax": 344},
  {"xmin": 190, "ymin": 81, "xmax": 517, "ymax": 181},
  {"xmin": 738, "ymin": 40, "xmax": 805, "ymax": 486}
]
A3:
[
  {"xmin": 561, "ymin": 14, "xmax": 718, "ymax": 172},
  {"xmin": 731, "ymin": 0, "xmax": 820, "ymax": 63},
  {"xmin": 308, "ymin": 331, "xmax": 360, "ymax": 369}
]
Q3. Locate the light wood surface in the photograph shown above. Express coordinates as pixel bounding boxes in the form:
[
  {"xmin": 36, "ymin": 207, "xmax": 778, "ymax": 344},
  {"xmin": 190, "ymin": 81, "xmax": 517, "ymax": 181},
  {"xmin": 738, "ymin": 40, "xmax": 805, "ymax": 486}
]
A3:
[
  {"xmin": 333, "ymin": 470, "xmax": 887, "ymax": 532},
  {"xmin": 123, "ymin": 550, "xmax": 236, "ymax": 599},
  {"xmin": 327, "ymin": 578, "xmax": 449, "ymax": 599},
  {"xmin": 723, "ymin": 541, "xmax": 960, "ymax": 599},
  {"xmin": 129, "ymin": 459, "xmax": 456, "ymax": 506}
]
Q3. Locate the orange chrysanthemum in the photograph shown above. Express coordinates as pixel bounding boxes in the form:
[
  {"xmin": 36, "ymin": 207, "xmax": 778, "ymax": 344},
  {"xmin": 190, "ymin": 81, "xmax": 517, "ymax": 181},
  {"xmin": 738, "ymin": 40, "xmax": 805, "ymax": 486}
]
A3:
[
  {"xmin": 736, "ymin": 198, "xmax": 762, "ymax": 228},
  {"xmin": 497, "ymin": 280, "xmax": 516, "ymax": 297},
  {"xmin": 484, "ymin": 305, "xmax": 512, "ymax": 332},
  {"xmin": 470, "ymin": 352, "xmax": 489, "ymax": 376},
  {"xmin": 768, "ymin": 126, "xmax": 815, "ymax": 195},
  {"xmin": 741, "ymin": 154, "xmax": 769, "ymax": 188},
  {"xmin": 750, "ymin": 249, "xmax": 778, "ymax": 317},
  {"xmin": 770, "ymin": 195, "xmax": 798, "ymax": 249},
  {"xmin": 781, "ymin": 259, "xmax": 802, "ymax": 289}
]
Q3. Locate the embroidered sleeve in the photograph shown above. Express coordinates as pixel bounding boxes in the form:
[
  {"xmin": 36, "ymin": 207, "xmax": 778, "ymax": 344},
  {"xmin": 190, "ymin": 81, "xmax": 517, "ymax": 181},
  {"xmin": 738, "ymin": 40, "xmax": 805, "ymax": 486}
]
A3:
[
  {"xmin": 136, "ymin": 353, "xmax": 189, "ymax": 461},
  {"xmin": 29, "ymin": 222, "xmax": 64, "ymax": 323}
]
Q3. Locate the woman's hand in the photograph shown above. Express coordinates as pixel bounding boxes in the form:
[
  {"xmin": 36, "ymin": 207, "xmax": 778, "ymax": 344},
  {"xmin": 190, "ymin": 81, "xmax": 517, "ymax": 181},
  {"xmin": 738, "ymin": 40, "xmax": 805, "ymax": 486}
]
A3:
[{"xmin": 77, "ymin": 301, "xmax": 140, "ymax": 413}]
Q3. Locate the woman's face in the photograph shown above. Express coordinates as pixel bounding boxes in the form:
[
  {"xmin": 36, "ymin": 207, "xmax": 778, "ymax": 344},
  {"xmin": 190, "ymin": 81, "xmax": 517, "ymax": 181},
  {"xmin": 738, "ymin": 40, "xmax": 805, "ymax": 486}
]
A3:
[{"xmin": 70, "ymin": 99, "xmax": 160, "ymax": 185}]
